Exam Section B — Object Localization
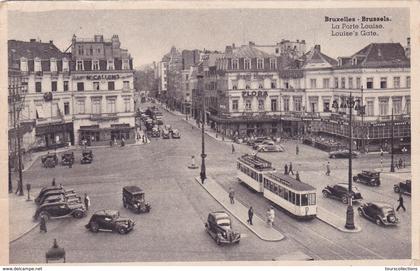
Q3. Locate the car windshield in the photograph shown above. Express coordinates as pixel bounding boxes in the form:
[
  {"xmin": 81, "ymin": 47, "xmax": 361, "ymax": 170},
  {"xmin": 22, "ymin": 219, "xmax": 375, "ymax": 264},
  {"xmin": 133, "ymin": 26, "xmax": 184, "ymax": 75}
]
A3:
[
  {"xmin": 381, "ymin": 207, "xmax": 394, "ymax": 214},
  {"xmin": 133, "ymin": 194, "xmax": 144, "ymax": 201}
]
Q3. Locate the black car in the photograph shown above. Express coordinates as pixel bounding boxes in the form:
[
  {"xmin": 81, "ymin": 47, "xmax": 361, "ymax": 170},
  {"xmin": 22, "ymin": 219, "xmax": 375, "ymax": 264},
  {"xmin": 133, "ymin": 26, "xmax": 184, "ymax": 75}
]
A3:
[
  {"xmin": 41, "ymin": 153, "xmax": 58, "ymax": 168},
  {"xmin": 328, "ymin": 150, "xmax": 360, "ymax": 159},
  {"xmin": 85, "ymin": 210, "xmax": 135, "ymax": 234},
  {"xmin": 394, "ymin": 180, "xmax": 411, "ymax": 196},
  {"xmin": 353, "ymin": 170, "xmax": 381, "ymax": 186},
  {"xmin": 322, "ymin": 183, "xmax": 363, "ymax": 204},
  {"xmin": 122, "ymin": 186, "xmax": 151, "ymax": 214},
  {"xmin": 35, "ymin": 186, "xmax": 75, "ymax": 204},
  {"xmin": 36, "ymin": 189, "xmax": 79, "ymax": 206},
  {"xmin": 358, "ymin": 202, "xmax": 399, "ymax": 226},
  {"xmin": 33, "ymin": 201, "xmax": 86, "ymax": 221},
  {"xmin": 81, "ymin": 150, "xmax": 93, "ymax": 164},
  {"xmin": 40, "ymin": 194, "xmax": 82, "ymax": 205},
  {"xmin": 205, "ymin": 211, "xmax": 240, "ymax": 245},
  {"xmin": 61, "ymin": 152, "xmax": 75, "ymax": 166}
]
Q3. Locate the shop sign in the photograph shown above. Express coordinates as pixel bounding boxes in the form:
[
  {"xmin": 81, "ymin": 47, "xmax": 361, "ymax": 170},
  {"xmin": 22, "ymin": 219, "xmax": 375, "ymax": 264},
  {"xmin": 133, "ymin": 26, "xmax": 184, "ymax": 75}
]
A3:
[
  {"xmin": 73, "ymin": 74, "xmax": 132, "ymax": 81},
  {"xmin": 242, "ymin": 91, "xmax": 268, "ymax": 98}
]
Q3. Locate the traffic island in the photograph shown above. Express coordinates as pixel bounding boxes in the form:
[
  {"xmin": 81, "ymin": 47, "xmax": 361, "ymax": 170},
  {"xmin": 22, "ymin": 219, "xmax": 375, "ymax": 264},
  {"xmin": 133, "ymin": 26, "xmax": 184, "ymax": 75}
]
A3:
[
  {"xmin": 316, "ymin": 207, "xmax": 362, "ymax": 233},
  {"xmin": 195, "ymin": 176, "xmax": 285, "ymax": 242}
]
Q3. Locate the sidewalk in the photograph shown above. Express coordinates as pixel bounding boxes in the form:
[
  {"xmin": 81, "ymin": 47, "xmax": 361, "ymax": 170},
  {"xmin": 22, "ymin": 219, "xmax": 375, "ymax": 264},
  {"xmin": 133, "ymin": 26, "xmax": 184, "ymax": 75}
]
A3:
[
  {"xmin": 316, "ymin": 206, "xmax": 362, "ymax": 233},
  {"xmin": 9, "ymin": 192, "xmax": 39, "ymax": 243},
  {"xmin": 195, "ymin": 176, "xmax": 285, "ymax": 242}
]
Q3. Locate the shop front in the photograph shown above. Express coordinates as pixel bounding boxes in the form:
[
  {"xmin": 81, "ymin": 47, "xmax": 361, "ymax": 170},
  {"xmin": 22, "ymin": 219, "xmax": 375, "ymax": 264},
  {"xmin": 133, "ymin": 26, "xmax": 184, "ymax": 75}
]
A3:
[
  {"xmin": 78, "ymin": 123, "xmax": 135, "ymax": 146},
  {"xmin": 33, "ymin": 122, "xmax": 74, "ymax": 152}
]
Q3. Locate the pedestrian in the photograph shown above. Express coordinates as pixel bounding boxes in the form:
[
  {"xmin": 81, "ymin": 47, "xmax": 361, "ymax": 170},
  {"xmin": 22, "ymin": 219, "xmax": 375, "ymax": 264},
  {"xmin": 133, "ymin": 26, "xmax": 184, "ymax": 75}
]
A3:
[
  {"xmin": 326, "ymin": 162, "xmax": 331, "ymax": 176},
  {"xmin": 114, "ymin": 138, "xmax": 117, "ymax": 146},
  {"xmin": 39, "ymin": 215, "xmax": 47, "ymax": 233},
  {"xmin": 247, "ymin": 206, "xmax": 254, "ymax": 225},
  {"xmin": 231, "ymin": 144, "xmax": 235, "ymax": 154},
  {"xmin": 121, "ymin": 137, "xmax": 125, "ymax": 147},
  {"xmin": 296, "ymin": 144, "xmax": 299, "ymax": 155},
  {"xmin": 396, "ymin": 193, "xmax": 406, "ymax": 212},
  {"xmin": 284, "ymin": 164, "xmax": 289, "ymax": 175},
  {"xmin": 380, "ymin": 148, "xmax": 384, "ymax": 157},
  {"xmin": 84, "ymin": 193, "xmax": 91, "ymax": 211},
  {"xmin": 266, "ymin": 208, "xmax": 272, "ymax": 228},
  {"xmin": 51, "ymin": 178, "xmax": 56, "ymax": 186},
  {"xmin": 296, "ymin": 171, "xmax": 301, "ymax": 182},
  {"xmin": 289, "ymin": 162, "xmax": 294, "ymax": 175},
  {"xmin": 398, "ymin": 158, "xmax": 403, "ymax": 169},
  {"xmin": 229, "ymin": 187, "xmax": 235, "ymax": 204}
]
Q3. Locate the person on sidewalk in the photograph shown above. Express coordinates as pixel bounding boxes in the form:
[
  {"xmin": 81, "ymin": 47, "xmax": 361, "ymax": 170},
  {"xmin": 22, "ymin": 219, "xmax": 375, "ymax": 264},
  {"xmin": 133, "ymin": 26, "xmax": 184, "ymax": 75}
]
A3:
[
  {"xmin": 52, "ymin": 178, "xmax": 56, "ymax": 186},
  {"xmin": 40, "ymin": 215, "xmax": 47, "ymax": 233},
  {"xmin": 289, "ymin": 162, "xmax": 294, "ymax": 175},
  {"xmin": 247, "ymin": 206, "xmax": 254, "ymax": 225},
  {"xmin": 296, "ymin": 144, "xmax": 299, "ymax": 155},
  {"xmin": 326, "ymin": 162, "xmax": 331, "ymax": 176},
  {"xmin": 84, "ymin": 193, "xmax": 91, "ymax": 211},
  {"xmin": 284, "ymin": 164, "xmax": 289, "ymax": 175},
  {"xmin": 231, "ymin": 144, "xmax": 235, "ymax": 154},
  {"xmin": 229, "ymin": 187, "xmax": 235, "ymax": 204},
  {"xmin": 296, "ymin": 171, "xmax": 301, "ymax": 182},
  {"xmin": 380, "ymin": 148, "xmax": 384, "ymax": 157},
  {"xmin": 396, "ymin": 193, "xmax": 406, "ymax": 212}
]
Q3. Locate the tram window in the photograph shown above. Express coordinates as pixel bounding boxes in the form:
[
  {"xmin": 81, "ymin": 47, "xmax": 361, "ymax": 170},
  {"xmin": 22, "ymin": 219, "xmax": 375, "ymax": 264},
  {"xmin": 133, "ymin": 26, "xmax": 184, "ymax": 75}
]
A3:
[
  {"xmin": 284, "ymin": 189, "xmax": 289, "ymax": 201},
  {"xmin": 295, "ymin": 194, "xmax": 300, "ymax": 206},
  {"xmin": 259, "ymin": 174, "xmax": 262, "ymax": 183},
  {"xmin": 273, "ymin": 184, "xmax": 278, "ymax": 193},
  {"xmin": 309, "ymin": 193, "xmax": 316, "ymax": 205},
  {"xmin": 290, "ymin": 192, "xmax": 295, "ymax": 204},
  {"xmin": 301, "ymin": 194, "xmax": 309, "ymax": 206},
  {"xmin": 278, "ymin": 186, "xmax": 283, "ymax": 197}
]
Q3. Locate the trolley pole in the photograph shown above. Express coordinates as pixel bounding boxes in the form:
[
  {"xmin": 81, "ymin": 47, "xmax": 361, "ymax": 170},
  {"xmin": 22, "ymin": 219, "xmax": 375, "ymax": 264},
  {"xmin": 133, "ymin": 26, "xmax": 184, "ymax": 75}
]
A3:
[{"xmin": 345, "ymin": 92, "xmax": 355, "ymax": 230}]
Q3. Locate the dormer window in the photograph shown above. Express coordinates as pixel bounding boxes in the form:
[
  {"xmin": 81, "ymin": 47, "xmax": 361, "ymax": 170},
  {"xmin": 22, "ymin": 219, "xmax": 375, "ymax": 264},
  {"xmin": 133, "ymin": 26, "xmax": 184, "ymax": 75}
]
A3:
[
  {"xmin": 232, "ymin": 58, "xmax": 239, "ymax": 70},
  {"xmin": 244, "ymin": 58, "xmax": 251, "ymax": 70},
  {"xmin": 246, "ymin": 85, "xmax": 250, "ymax": 90},
  {"xmin": 62, "ymin": 58, "xmax": 69, "ymax": 72},
  {"xmin": 122, "ymin": 59, "xmax": 130, "ymax": 70},
  {"xmin": 34, "ymin": 57, "xmax": 41, "ymax": 72},
  {"xmin": 257, "ymin": 58, "xmax": 264, "ymax": 69},
  {"xmin": 92, "ymin": 60, "xmax": 100, "ymax": 71},
  {"xmin": 76, "ymin": 60, "xmax": 84, "ymax": 71},
  {"xmin": 269, "ymin": 58, "xmax": 277, "ymax": 69},
  {"xmin": 20, "ymin": 57, "xmax": 28, "ymax": 72},
  {"xmin": 107, "ymin": 59, "xmax": 115, "ymax": 70},
  {"xmin": 352, "ymin": 57, "xmax": 357, "ymax": 65},
  {"xmin": 50, "ymin": 58, "xmax": 57, "ymax": 72}
]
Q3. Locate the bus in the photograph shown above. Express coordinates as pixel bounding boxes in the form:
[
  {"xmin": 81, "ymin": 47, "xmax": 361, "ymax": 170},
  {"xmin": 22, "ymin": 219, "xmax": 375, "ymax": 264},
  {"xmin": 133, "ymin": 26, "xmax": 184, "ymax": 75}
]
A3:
[
  {"xmin": 263, "ymin": 172, "xmax": 317, "ymax": 219},
  {"xmin": 237, "ymin": 154, "xmax": 276, "ymax": 193}
]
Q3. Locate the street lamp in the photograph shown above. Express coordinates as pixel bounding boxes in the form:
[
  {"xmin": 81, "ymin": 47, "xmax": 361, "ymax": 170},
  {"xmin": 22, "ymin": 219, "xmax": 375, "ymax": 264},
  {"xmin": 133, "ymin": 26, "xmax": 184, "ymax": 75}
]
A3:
[
  {"xmin": 390, "ymin": 108, "xmax": 395, "ymax": 172},
  {"xmin": 198, "ymin": 74, "xmax": 207, "ymax": 184}
]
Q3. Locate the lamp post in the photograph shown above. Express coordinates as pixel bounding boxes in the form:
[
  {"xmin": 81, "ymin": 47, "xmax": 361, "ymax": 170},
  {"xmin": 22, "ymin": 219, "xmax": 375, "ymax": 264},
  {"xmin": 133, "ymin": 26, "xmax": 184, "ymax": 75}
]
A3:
[
  {"xmin": 360, "ymin": 86, "xmax": 365, "ymax": 153},
  {"xmin": 345, "ymin": 92, "xmax": 355, "ymax": 230},
  {"xmin": 198, "ymin": 74, "xmax": 207, "ymax": 184},
  {"xmin": 390, "ymin": 108, "xmax": 395, "ymax": 172}
]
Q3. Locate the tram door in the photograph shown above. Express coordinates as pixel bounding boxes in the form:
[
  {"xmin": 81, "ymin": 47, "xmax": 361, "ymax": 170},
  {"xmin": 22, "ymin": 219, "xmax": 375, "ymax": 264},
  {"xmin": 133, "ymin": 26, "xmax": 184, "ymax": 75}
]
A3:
[{"xmin": 259, "ymin": 173, "xmax": 264, "ymax": 192}]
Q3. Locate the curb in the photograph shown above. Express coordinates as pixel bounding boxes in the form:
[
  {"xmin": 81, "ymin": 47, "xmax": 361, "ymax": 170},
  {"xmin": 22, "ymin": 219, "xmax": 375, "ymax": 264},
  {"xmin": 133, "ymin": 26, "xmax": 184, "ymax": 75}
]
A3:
[
  {"xmin": 194, "ymin": 176, "xmax": 285, "ymax": 242},
  {"xmin": 9, "ymin": 221, "xmax": 39, "ymax": 244},
  {"xmin": 316, "ymin": 208, "xmax": 362, "ymax": 233}
]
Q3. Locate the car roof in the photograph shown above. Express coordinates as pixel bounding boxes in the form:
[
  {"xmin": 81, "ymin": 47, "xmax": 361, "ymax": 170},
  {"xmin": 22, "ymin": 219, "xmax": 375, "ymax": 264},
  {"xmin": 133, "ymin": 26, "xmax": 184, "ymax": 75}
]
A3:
[
  {"xmin": 123, "ymin": 185, "xmax": 144, "ymax": 194},
  {"xmin": 210, "ymin": 211, "xmax": 230, "ymax": 220},
  {"xmin": 94, "ymin": 210, "xmax": 119, "ymax": 216},
  {"xmin": 370, "ymin": 201, "xmax": 392, "ymax": 208}
]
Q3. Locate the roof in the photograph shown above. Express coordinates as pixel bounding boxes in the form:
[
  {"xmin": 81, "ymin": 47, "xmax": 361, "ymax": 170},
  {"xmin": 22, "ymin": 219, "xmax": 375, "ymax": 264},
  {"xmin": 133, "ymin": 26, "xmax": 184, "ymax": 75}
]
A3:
[
  {"xmin": 301, "ymin": 46, "xmax": 337, "ymax": 68},
  {"xmin": 95, "ymin": 210, "xmax": 119, "ymax": 216},
  {"xmin": 8, "ymin": 40, "xmax": 65, "ymax": 60},
  {"xmin": 123, "ymin": 186, "xmax": 144, "ymax": 194},
  {"xmin": 238, "ymin": 154, "xmax": 274, "ymax": 171},
  {"xmin": 210, "ymin": 211, "xmax": 230, "ymax": 220},
  {"xmin": 264, "ymin": 172, "xmax": 316, "ymax": 192},
  {"xmin": 227, "ymin": 45, "xmax": 274, "ymax": 58}
]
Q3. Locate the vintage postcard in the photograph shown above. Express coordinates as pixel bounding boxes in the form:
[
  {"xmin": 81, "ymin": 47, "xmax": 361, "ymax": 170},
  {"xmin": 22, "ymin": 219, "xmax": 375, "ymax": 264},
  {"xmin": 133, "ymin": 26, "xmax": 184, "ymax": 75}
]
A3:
[{"xmin": 1, "ymin": 1, "xmax": 419, "ymax": 266}]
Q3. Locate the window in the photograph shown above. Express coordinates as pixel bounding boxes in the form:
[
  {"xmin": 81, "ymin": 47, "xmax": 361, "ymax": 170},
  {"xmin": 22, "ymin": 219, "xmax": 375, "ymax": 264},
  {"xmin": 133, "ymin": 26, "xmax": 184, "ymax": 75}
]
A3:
[
  {"xmin": 310, "ymin": 79, "xmax": 317, "ymax": 89},
  {"xmin": 258, "ymin": 99, "xmax": 265, "ymax": 111},
  {"xmin": 77, "ymin": 100, "xmax": 85, "ymax": 114},
  {"xmin": 64, "ymin": 102, "xmax": 70, "ymax": 115},
  {"xmin": 123, "ymin": 81, "xmax": 130, "ymax": 90},
  {"xmin": 107, "ymin": 99, "xmax": 116, "ymax": 113},
  {"xmin": 77, "ymin": 82, "xmax": 84, "ymax": 91},
  {"xmin": 257, "ymin": 58, "xmax": 264, "ymax": 69},
  {"xmin": 35, "ymin": 82, "xmax": 42, "ymax": 93},
  {"xmin": 392, "ymin": 98, "xmax": 402, "ymax": 114},
  {"xmin": 275, "ymin": 48, "xmax": 279, "ymax": 54},
  {"xmin": 270, "ymin": 58, "xmax": 277, "ymax": 69},
  {"xmin": 108, "ymin": 81, "xmax": 115, "ymax": 90},
  {"xmin": 107, "ymin": 59, "xmax": 115, "ymax": 70},
  {"xmin": 232, "ymin": 59, "xmax": 239, "ymax": 70},
  {"xmin": 122, "ymin": 59, "xmax": 130, "ymax": 70},
  {"xmin": 20, "ymin": 58, "xmax": 28, "ymax": 72},
  {"xmin": 124, "ymin": 98, "xmax": 131, "ymax": 112},
  {"xmin": 259, "ymin": 84, "xmax": 263, "ymax": 89},
  {"xmin": 341, "ymin": 77, "xmax": 345, "ymax": 89},
  {"xmin": 379, "ymin": 99, "xmax": 389, "ymax": 116},
  {"xmin": 356, "ymin": 77, "xmax": 361, "ymax": 89},
  {"xmin": 50, "ymin": 58, "xmax": 57, "ymax": 72},
  {"xmin": 232, "ymin": 100, "xmax": 238, "ymax": 111},
  {"xmin": 51, "ymin": 81, "xmax": 57, "ymax": 92},
  {"xmin": 34, "ymin": 58, "xmax": 41, "ymax": 72},
  {"xmin": 380, "ymin": 77, "xmax": 387, "ymax": 89},
  {"xmin": 92, "ymin": 60, "xmax": 100, "ymax": 71},
  {"xmin": 245, "ymin": 99, "xmax": 252, "ymax": 110},
  {"xmin": 366, "ymin": 100, "xmax": 374, "ymax": 116},
  {"xmin": 63, "ymin": 81, "xmax": 69, "ymax": 92},
  {"xmin": 293, "ymin": 96, "xmax": 302, "ymax": 111},
  {"xmin": 271, "ymin": 81, "xmax": 276, "ymax": 89},
  {"xmin": 232, "ymin": 85, "xmax": 237, "ymax": 90},
  {"xmin": 334, "ymin": 77, "xmax": 339, "ymax": 88},
  {"xmin": 310, "ymin": 100, "xmax": 318, "ymax": 112},
  {"xmin": 366, "ymin": 78, "xmax": 373, "ymax": 89},
  {"xmin": 392, "ymin": 76, "xmax": 401, "ymax": 89},
  {"xmin": 271, "ymin": 99, "xmax": 277, "ymax": 111},
  {"xmin": 244, "ymin": 58, "xmax": 251, "ymax": 70},
  {"xmin": 406, "ymin": 76, "xmax": 411, "ymax": 88},
  {"xmin": 405, "ymin": 97, "xmax": 410, "ymax": 114},
  {"xmin": 78, "ymin": 46, "xmax": 83, "ymax": 55},
  {"xmin": 92, "ymin": 99, "xmax": 101, "ymax": 114},
  {"xmin": 245, "ymin": 85, "xmax": 250, "ymax": 90},
  {"xmin": 283, "ymin": 96, "xmax": 290, "ymax": 112},
  {"xmin": 348, "ymin": 77, "xmax": 353, "ymax": 89},
  {"xmin": 323, "ymin": 101, "xmax": 330, "ymax": 112},
  {"xmin": 76, "ymin": 60, "xmax": 84, "ymax": 71},
  {"xmin": 93, "ymin": 82, "xmax": 100, "ymax": 91},
  {"xmin": 323, "ymin": 78, "xmax": 330, "ymax": 89},
  {"xmin": 62, "ymin": 58, "xmax": 69, "ymax": 72}
]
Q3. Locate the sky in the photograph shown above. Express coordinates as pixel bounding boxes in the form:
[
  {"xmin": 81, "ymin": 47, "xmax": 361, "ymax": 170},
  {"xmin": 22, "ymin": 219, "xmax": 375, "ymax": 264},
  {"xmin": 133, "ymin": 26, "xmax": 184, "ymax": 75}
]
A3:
[{"xmin": 8, "ymin": 8, "xmax": 409, "ymax": 67}]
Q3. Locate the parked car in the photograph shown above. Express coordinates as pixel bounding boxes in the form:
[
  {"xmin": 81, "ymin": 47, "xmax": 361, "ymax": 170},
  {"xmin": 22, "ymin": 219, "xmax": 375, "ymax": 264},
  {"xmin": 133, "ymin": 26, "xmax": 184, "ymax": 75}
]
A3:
[
  {"xmin": 329, "ymin": 150, "xmax": 360, "ymax": 159},
  {"xmin": 85, "ymin": 210, "xmax": 135, "ymax": 234},
  {"xmin": 248, "ymin": 137, "xmax": 271, "ymax": 147},
  {"xmin": 162, "ymin": 129, "xmax": 170, "ymax": 139},
  {"xmin": 394, "ymin": 180, "xmax": 411, "ymax": 196},
  {"xmin": 61, "ymin": 152, "xmax": 75, "ymax": 166},
  {"xmin": 322, "ymin": 183, "xmax": 363, "ymax": 204},
  {"xmin": 40, "ymin": 194, "xmax": 82, "ymax": 205},
  {"xmin": 36, "ymin": 189, "xmax": 80, "ymax": 206},
  {"xmin": 257, "ymin": 144, "xmax": 284, "ymax": 152},
  {"xmin": 171, "ymin": 129, "xmax": 181, "ymax": 139},
  {"xmin": 33, "ymin": 201, "xmax": 86, "ymax": 221},
  {"xmin": 122, "ymin": 186, "xmax": 151, "ymax": 214},
  {"xmin": 35, "ymin": 186, "xmax": 75, "ymax": 205},
  {"xmin": 353, "ymin": 170, "xmax": 381, "ymax": 186},
  {"xmin": 41, "ymin": 153, "xmax": 58, "ymax": 168},
  {"xmin": 82, "ymin": 149, "xmax": 93, "ymax": 159},
  {"xmin": 81, "ymin": 150, "xmax": 93, "ymax": 164},
  {"xmin": 358, "ymin": 202, "xmax": 399, "ymax": 226},
  {"xmin": 204, "ymin": 211, "xmax": 241, "ymax": 245},
  {"xmin": 164, "ymin": 124, "xmax": 172, "ymax": 133},
  {"xmin": 253, "ymin": 139, "xmax": 275, "ymax": 150}
]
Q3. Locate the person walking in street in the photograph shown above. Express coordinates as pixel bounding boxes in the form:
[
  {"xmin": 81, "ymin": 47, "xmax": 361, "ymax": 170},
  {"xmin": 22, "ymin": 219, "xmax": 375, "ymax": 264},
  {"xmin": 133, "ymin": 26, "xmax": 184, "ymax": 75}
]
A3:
[
  {"xmin": 39, "ymin": 215, "xmax": 47, "ymax": 233},
  {"xmin": 380, "ymin": 148, "xmax": 384, "ymax": 157},
  {"xmin": 296, "ymin": 171, "xmax": 301, "ymax": 182},
  {"xmin": 396, "ymin": 193, "xmax": 406, "ymax": 212},
  {"xmin": 84, "ymin": 193, "xmax": 91, "ymax": 211},
  {"xmin": 289, "ymin": 162, "xmax": 294, "ymax": 175},
  {"xmin": 284, "ymin": 164, "xmax": 289, "ymax": 175},
  {"xmin": 231, "ymin": 144, "xmax": 235, "ymax": 154},
  {"xmin": 52, "ymin": 178, "xmax": 56, "ymax": 186},
  {"xmin": 247, "ymin": 206, "xmax": 254, "ymax": 225},
  {"xmin": 229, "ymin": 187, "xmax": 235, "ymax": 204},
  {"xmin": 326, "ymin": 162, "xmax": 331, "ymax": 176},
  {"xmin": 296, "ymin": 144, "xmax": 299, "ymax": 155}
]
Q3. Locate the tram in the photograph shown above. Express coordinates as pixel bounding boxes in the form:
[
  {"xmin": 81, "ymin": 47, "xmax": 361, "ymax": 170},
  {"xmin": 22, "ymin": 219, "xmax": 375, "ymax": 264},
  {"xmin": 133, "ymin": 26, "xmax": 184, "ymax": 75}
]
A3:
[
  {"xmin": 237, "ymin": 154, "xmax": 276, "ymax": 192},
  {"xmin": 262, "ymin": 172, "xmax": 317, "ymax": 219}
]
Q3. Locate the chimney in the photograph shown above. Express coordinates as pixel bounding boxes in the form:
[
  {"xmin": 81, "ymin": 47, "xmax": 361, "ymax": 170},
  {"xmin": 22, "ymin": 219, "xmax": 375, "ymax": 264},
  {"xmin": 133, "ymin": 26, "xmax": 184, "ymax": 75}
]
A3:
[
  {"xmin": 232, "ymin": 43, "xmax": 235, "ymax": 49},
  {"xmin": 49, "ymin": 40, "xmax": 53, "ymax": 44},
  {"xmin": 30, "ymin": 38, "xmax": 36, "ymax": 42},
  {"xmin": 314, "ymin": 45, "xmax": 321, "ymax": 52}
]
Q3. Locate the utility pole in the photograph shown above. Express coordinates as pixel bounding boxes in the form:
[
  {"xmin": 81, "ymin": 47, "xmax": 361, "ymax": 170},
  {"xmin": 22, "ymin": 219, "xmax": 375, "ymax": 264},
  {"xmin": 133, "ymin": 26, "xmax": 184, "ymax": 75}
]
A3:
[{"xmin": 11, "ymin": 83, "xmax": 24, "ymax": 196}]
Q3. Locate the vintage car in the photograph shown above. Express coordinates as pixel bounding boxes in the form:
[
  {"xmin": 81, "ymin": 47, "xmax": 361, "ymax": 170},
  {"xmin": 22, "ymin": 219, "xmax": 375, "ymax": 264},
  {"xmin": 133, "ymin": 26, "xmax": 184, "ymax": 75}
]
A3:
[
  {"xmin": 204, "ymin": 211, "xmax": 241, "ymax": 245},
  {"xmin": 394, "ymin": 180, "xmax": 411, "ymax": 196},
  {"xmin": 162, "ymin": 129, "xmax": 170, "ymax": 139},
  {"xmin": 328, "ymin": 150, "xmax": 360, "ymax": 159},
  {"xmin": 122, "ymin": 186, "xmax": 151, "ymax": 214},
  {"xmin": 358, "ymin": 202, "xmax": 399, "ymax": 226},
  {"xmin": 257, "ymin": 143, "xmax": 284, "ymax": 152},
  {"xmin": 40, "ymin": 194, "xmax": 82, "ymax": 205},
  {"xmin": 151, "ymin": 127, "xmax": 160, "ymax": 137},
  {"xmin": 33, "ymin": 201, "xmax": 86, "ymax": 221},
  {"xmin": 322, "ymin": 183, "xmax": 363, "ymax": 204},
  {"xmin": 61, "ymin": 152, "xmax": 75, "ymax": 166},
  {"xmin": 35, "ymin": 186, "xmax": 75, "ymax": 204},
  {"xmin": 36, "ymin": 190, "xmax": 80, "ymax": 206},
  {"xmin": 81, "ymin": 150, "xmax": 93, "ymax": 164},
  {"xmin": 248, "ymin": 137, "xmax": 271, "ymax": 146},
  {"xmin": 85, "ymin": 210, "xmax": 135, "ymax": 234},
  {"xmin": 353, "ymin": 170, "xmax": 381, "ymax": 186},
  {"xmin": 41, "ymin": 153, "xmax": 59, "ymax": 168},
  {"xmin": 171, "ymin": 129, "xmax": 181, "ymax": 139},
  {"xmin": 253, "ymin": 140, "xmax": 275, "ymax": 150}
]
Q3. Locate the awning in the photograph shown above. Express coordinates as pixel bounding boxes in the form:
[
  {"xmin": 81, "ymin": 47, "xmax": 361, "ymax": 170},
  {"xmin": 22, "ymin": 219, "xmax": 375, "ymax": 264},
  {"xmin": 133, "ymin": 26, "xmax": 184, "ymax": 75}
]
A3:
[{"xmin": 36, "ymin": 106, "xmax": 46, "ymax": 119}]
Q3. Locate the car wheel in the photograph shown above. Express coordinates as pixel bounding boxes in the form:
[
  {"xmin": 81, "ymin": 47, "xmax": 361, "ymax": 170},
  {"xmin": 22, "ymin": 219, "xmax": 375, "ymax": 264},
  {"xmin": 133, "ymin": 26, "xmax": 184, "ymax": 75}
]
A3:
[
  {"xmin": 353, "ymin": 176, "xmax": 358, "ymax": 182},
  {"xmin": 39, "ymin": 211, "xmax": 50, "ymax": 221},
  {"xmin": 394, "ymin": 186, "xmax": 400, "ymax": 193},
  {"xmin": 357, "ymin": 208, "xmax": 363, "ymax": 217},
  {"xmin": 341, "ymin": 196, "xmax": 348, "ymax": 204},
  {"xmin": 73, "ymin": 210, "xmax": 84, "ymax": 219},
  {"xmin": 322, "ymin": 191, "xmax": 329, "ymax": 198},
  {"xmin": 90, "ymin": 222, "xmax": 99, "ymax": 233},
  {"xmin": 375, "ymin": 218, "xmax": 382, "ymax": 226},
  {"xmin": 216, "ymin": 238, "xmax": 221, "ymax": 246},
  {"xmin": 118, "ymin": 227, "xmax": 126, "ymax": 234}
]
